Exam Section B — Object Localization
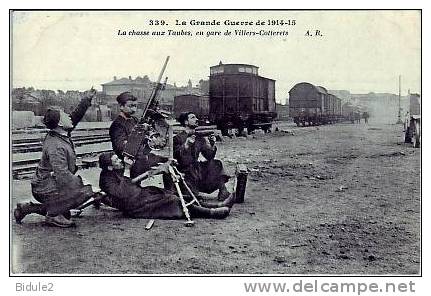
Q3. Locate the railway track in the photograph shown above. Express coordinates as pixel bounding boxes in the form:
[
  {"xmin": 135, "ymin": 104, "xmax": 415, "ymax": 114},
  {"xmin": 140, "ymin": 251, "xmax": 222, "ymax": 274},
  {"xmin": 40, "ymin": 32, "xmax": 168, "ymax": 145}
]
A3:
[
  {"xmin": 12, "ymin": 134, "xmax": 111, "ymax": 153},
  {"xmin": 12, "ymin": 150, "xmax": 113, "ymax": 179},
  {"xmin": 11, "ymin": 125, "xmax": 218, "ymax": 179}
]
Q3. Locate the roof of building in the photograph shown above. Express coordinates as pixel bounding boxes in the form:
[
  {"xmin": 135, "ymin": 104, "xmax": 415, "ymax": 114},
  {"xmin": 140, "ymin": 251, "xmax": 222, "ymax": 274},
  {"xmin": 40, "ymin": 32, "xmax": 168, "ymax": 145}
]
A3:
[{"xmin": 101, "ymin": 76, "xmax": 151, "ymax": 86}]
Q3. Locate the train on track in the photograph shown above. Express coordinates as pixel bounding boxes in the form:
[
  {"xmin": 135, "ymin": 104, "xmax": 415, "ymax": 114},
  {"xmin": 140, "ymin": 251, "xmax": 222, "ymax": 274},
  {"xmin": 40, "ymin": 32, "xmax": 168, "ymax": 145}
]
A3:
[
  {"xmin": 289, "ymin": 82, "xmax": 342, "ymax": 126},
  {"xmin": 172, "ymin": 64, "xmax": 368, "ymax": 132},
  {"xmin": 288, "ymin": 82, "xmax": 365, "ymax": 126},
  {"xmin": 173, "ymin": 62, "xmax": 277, "ymax": 135},
  {"xmin": 209, "ymin": 63, "xmax": 277, "ymax": 135}
]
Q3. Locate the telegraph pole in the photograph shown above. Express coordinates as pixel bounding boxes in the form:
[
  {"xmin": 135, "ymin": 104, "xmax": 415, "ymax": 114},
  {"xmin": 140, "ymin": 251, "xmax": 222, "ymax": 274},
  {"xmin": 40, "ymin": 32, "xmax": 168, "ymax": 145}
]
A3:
[{"xmin": 396, "ymin": 75, "xmax": 403, "ymax": 124}]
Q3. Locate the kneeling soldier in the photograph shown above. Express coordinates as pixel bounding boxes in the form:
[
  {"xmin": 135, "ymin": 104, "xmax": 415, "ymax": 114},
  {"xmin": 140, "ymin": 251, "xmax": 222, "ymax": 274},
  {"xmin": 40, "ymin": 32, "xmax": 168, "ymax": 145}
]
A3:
[{"xmin": 14, "ymin": 89, "xmax": 100, "ymax": 228}]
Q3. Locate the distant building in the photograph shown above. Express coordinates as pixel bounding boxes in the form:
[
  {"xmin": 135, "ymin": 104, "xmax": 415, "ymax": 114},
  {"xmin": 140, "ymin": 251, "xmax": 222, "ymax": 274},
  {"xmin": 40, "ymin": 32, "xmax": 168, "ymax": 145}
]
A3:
[
  {"xmin": 101, "ymin": 75, "xmax": 153, "ymax": 104},
  {"xmin": 329, "ymin": 90, "xmax": 409, "ymax": 123},
  {"xmin": 100, "ymin": 75, "xmax": 208, "ymax": 110},
  {"xmin": 199, "ymin": 79, "xmax": 209, "ymax": 95},
  {"xmin": 328, "ymin": 90, "xmax": 351, "ymax": 102}
]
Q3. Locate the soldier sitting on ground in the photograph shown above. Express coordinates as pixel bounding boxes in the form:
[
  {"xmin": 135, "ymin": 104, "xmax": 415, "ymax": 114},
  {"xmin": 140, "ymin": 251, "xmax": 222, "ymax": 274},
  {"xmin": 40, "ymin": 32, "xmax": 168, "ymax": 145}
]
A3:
[
  {"xmin": 98, "ymin": 152, "xmax": 236, "ymax": 220},
  {"xmin": 173, "ymin": 112, "xmax": 233, "ymax": 201}
]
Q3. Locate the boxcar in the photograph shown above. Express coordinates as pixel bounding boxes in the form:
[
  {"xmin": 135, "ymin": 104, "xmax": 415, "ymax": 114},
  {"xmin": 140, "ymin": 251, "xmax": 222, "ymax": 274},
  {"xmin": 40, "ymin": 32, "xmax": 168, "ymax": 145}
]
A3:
[
  {"xmin": 289, "ymin": 82, "xmax": 342, "ymax": 126},
  {"xmin": 209, "ymin": 63, "xmax": 277, "ymax": 135},
  {"xmin": 173, "ymin": 94, "xmax": 209, "ymax": 124},
  {"xmin": 335, "ymin": 97, "xmax": 342, "ymax": 121},
  {"xmin": 289, "ymin": 82, "xmax": 326, "ymax": 126}
]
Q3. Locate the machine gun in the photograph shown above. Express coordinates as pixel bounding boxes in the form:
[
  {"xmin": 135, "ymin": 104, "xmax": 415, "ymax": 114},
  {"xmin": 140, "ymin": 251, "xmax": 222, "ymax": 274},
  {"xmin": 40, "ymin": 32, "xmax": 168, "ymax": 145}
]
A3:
[
  {"xmin": 186, "ymin": 129, "xmax": 219, "ymax": 146},
  {"xmin": 123, "ymin": 56, "xmax": 170, "ymax": 176},
  {"xmin": 191, "ymin": 130, "xmax": 215, "ymax": 138}
]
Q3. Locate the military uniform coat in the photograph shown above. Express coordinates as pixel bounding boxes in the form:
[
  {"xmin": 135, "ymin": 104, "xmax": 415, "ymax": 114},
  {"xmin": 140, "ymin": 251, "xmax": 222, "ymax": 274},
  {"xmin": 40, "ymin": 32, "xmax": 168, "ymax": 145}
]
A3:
[
  {"xmin": 173, "ymin": 131, "xmax": 229, "ymax": 195},
  {"xmin": 31, "ymin": 97, "xmax": 94, "ymax": 215},
  {"xmin": 109, "ymin": 114, "xmax": 169, "ymax": 179},
  {"xmin": 99, "ymin": 169, "xmax": 184, "ymax": 219}
]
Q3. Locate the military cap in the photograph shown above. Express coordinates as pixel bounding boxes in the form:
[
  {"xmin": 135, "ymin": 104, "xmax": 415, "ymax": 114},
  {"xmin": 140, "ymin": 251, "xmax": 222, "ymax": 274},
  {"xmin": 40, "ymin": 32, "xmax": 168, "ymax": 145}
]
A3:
[
  {"xmin": 43, "ymin": 108, "xmax": 61, "ymax": 129},
  {"xmin": 116, "ymin": 91, "xmax": 137, "ymax": 105}
]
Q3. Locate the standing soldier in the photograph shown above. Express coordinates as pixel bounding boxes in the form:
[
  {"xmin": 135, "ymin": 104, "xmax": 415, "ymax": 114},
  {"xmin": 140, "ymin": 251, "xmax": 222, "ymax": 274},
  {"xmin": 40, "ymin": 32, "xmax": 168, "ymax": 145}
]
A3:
[
  {"xmin": 14, "ymin": 88, "xmax": 99, "ymax": 227},
  {"xmin": 174, "ymin": 112, "xmax": 232, "ymax": 201}
]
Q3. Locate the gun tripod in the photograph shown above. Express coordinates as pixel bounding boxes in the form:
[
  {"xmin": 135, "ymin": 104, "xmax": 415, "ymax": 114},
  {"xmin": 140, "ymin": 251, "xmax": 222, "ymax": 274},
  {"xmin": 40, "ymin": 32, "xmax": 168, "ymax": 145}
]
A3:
[
  {"xmin": 167, "ymin": 164, "xmax": 201, "ymax": 227},
  {"xmin": 70, "ymin": 191, "xmax": 106, "ymax": 217}
]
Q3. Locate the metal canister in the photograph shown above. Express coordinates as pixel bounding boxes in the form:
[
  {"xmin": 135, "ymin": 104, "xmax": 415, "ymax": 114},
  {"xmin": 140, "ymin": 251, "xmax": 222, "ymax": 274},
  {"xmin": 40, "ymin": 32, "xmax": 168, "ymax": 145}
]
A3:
[{"xmin": 235, "ymin": 164, "xmax": 248, "ymax": 203}]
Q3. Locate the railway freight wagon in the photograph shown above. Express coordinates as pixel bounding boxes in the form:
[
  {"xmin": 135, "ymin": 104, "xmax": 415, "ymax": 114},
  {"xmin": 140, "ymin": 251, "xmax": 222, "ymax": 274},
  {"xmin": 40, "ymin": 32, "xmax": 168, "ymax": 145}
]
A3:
[
  {"xmin": 289, "ymin": 82, "xmax": 342, "ymax": 126},
  {"xmin": 209, "ymin": 63, "xmax": 277, "ymax": 135},
  {"xmin": 174, "ymin": 94, "xmax": 209, "ymax": 124},
  {"xmin": 289, "ymin": 82, "xmax": 325, "ymax": 126},
  {"xmin": 335, "ymin": 96, "xmax": 342, "ymax": 121},
  {"xmin": 323, "ymin": 92, "xmax": 337, "ymax": 124},
  {"xmin": 328, "ymin": 94, "xmax": 342, "ymax": 123}
]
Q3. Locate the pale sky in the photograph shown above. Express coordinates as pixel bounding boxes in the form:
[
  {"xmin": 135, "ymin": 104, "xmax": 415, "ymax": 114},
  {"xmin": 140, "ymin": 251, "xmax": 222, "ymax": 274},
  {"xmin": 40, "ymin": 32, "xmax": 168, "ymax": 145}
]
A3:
[{"xmin": 12, "ymin": 10, "xmax": 421, "ymax": 104}]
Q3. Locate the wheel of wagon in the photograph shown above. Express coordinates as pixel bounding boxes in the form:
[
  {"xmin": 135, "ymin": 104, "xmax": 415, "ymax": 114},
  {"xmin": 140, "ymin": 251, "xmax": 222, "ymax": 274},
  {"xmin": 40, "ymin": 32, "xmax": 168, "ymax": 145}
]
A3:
[
  {"xmin": 221, "ymin": 127, "xmax": 229, "ymax": 137},
  {"xmin": 404, "ymin": 127, "xmax": 412, "ymax": 143},
  {"xmin": 262, "ymin": 125, "xmax": 271, "ymax": 133},
  {"xmin": 267, "ymin": 124, "xmax": 272, "ymax": 133},
  {"xmin": 237, "ymin": 127, "xmax": 245, "ymax": 137},
  {"xmin": 218, "ymin": 122, "xmax": 229, "ymax": 137},
  {"xmin": 247, "ymin": 126, "xmax": 254, "ymax": 135}
]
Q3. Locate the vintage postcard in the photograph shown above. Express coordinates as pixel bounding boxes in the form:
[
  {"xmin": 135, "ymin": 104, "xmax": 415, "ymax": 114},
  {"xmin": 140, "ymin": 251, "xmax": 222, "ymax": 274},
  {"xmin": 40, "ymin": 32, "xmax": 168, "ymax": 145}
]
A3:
[{"xmin": 10, "ymin": 8, "xmax": 421, "ymax": 287}]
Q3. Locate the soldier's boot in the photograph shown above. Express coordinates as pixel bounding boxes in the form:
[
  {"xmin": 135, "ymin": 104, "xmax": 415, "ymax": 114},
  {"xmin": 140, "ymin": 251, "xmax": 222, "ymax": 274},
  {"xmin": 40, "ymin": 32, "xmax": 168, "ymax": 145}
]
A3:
[
  {"xmin": 100, "ymin": 194, "xmax": 115, "ymax": 208},
  {"xmin": 199, "ymin": 192, "xmax": 236, "ymax": 208},
  {"xmin": 188, "ymin": 205, "xmax": 230, "ymax": 219},
  {"xmin": 45, "ymin": 214, "xmax": 75, "ymax": 228},
  {"xmin": 217, "ymin": 183, "xmax": 231, "ymax": 201},
  {"xmin": 14, "ymin": 202, "xmax": 46, "ymax": 224}
]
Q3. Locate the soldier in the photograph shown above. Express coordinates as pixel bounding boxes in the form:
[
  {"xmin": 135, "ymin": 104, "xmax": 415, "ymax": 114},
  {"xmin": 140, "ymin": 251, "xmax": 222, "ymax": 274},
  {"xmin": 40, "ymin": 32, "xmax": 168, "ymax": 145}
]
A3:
[
  {"xmin": 109, "ymin": 91, "xmax": 169, "ymax": 180},
  {"xmin": 174, "ymin": 112, "xmax": 232, "ymax": 201},
  {"xmin": 14, "ymin": 89, "xmax": 100, "ymax": 227},
  {"xmin": 98, "ymin": 152, "xmax": 234, "ymax": 219}
]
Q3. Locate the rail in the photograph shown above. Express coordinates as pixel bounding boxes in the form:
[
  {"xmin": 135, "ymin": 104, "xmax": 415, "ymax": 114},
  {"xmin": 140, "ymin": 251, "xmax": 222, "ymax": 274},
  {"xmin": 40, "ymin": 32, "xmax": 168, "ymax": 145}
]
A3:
[{"xmin": 11, "ymin": 125, "xmax": 218, "ymax": 179}]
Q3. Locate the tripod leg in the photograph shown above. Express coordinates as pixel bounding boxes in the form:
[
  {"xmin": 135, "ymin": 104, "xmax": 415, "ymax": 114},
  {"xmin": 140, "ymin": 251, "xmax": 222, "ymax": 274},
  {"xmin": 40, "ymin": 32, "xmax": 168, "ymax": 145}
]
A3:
[
  {"xmin": 171, "ymin": 166, "xmax": 201, "ymax": 206},
  {"xmin": 74, "ymin": 192, "xmax": 106, "ymax": 212},
  {"xmin": 180, "ymin": 179, "xmax": 201, "ymax": 207},
  {"xmin": 173, "ymin": 181, "xmax": 194, "ymax": 227},
  {"xmin": 168, "ymin": 166, "xmax": 194, "ymax": 226}
]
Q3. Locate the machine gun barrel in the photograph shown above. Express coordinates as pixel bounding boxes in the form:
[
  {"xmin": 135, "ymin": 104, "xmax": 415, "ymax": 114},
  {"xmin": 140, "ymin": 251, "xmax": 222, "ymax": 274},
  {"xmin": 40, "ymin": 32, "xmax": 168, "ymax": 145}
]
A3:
[
  {"xmin": 141, "ymin": 56, "xmax": 170, "ymax": 121},
  {"xmin": 122, "ymin": 56, "xmax": 170, "ymax": 176},
  {"xmin": 191, "ymin": 130, "xmax": 214, "ymax": 138}
]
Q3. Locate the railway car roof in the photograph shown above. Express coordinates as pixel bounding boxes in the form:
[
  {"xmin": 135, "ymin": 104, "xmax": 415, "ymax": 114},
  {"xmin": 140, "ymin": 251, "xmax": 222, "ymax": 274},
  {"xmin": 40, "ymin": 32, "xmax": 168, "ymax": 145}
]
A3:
[
  {"xmin": 210, "ymin": 63, "xmax": 258, "ymax": 68},
  {"xmin": 289, "ymin": 82, "xmax": 328, "ymax": 94},
  {"xmin": 316, "ymin": 86, "xmax": 328, "ymax": 94}
]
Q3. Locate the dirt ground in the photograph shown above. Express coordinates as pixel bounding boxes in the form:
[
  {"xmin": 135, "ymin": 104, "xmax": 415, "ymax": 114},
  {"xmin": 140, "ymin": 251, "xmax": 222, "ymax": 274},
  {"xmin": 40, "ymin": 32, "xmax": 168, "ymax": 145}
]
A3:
[{"xmin": 10, "ymin": 121, "xmax": 421, "ymax": 274}]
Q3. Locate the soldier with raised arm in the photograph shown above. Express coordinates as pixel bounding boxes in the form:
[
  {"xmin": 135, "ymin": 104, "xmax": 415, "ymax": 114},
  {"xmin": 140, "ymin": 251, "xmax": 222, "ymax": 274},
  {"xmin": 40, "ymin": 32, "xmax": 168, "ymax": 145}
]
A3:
[{"xmin": 14, "ymin": 88, "xmax": 100, "ymax": 227}]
